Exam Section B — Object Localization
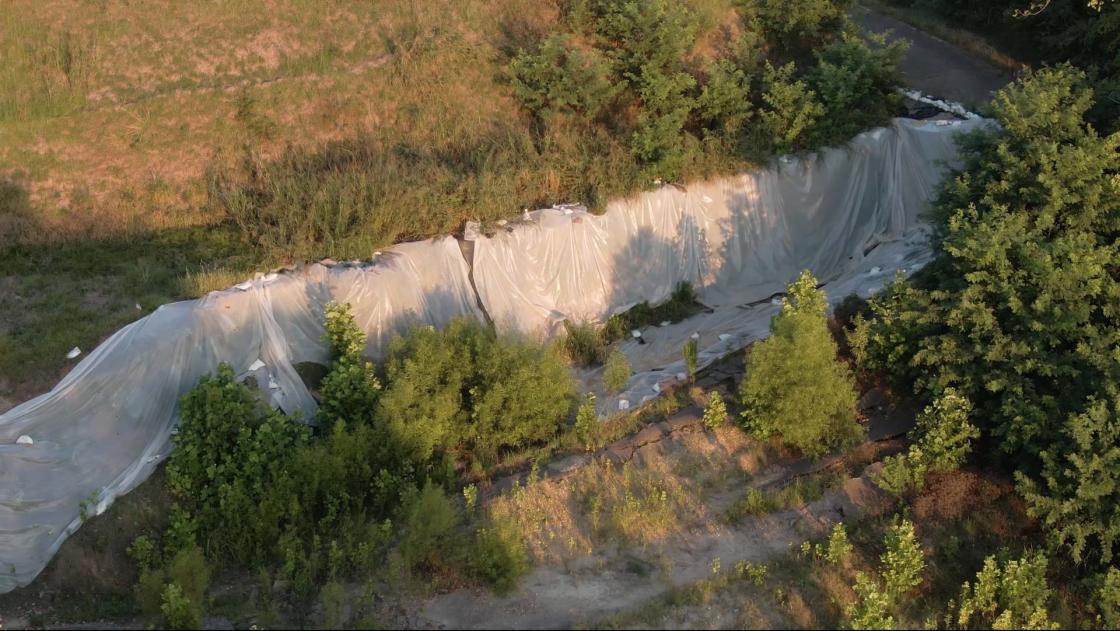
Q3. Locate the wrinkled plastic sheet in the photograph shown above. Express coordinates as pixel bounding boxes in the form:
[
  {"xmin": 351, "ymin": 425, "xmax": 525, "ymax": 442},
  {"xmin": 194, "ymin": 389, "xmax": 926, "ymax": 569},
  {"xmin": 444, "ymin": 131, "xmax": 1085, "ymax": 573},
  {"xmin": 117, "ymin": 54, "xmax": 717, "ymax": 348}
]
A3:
[
  {"xmin": 471, "ymin": 117, "xmax": 987, "ymax": 410},
  {"xmin": 0, "ymin": 238, "xmax": 481, "ymax": 593},
  {"xmin": 0, "ymin": 117, "xmax": 984, "ymax": 593}
]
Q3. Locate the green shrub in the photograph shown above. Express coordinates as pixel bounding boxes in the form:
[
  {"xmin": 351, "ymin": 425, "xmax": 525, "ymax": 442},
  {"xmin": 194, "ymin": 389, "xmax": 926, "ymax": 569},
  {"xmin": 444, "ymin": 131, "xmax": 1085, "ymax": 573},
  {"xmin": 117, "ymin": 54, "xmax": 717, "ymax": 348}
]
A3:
[
  {"xmin": 603, "ymin": 282, "xmax": 703, "ymax": 343},
  {"xmin": 318, "ymin": 302, "xmax": 382, "ymax": 427},
  {"xmin": 562, "ymin": 319, "xmax": 607, "ymax": 367},
  {"xmin": 757, "ymin": 62, "xmax": 824, "ymax": 154},
  {"xmin": 471, "ymin": 516, "xmax": 531, "ymax": 594},
  {"xmin": 629, "ymin": 63, "xmax": 698, "ymax": 178},
  {"xmin": 1018, "ymin": 388, "xmax": 1120, "ymax": 565},
  {"xmin": 826, "ymin": 522, "xmax": 854, "ymax": 564},
  {"xmin": 698, "ymin": 58, "xmax": 754, "ymax": 148},
  {"xmin": 160, "ymin": 583, "xmax": 202, "ymax": 630},
  {"xmin": 166, "ymin": 545, "xmax": 211, "ymax": 607},
  {"xmin": 603, "ymin": 349, "xmax": 632, "ymax": 392},
  {"xmin": 702, "ymin": 391, "xmax": 728, "ymax": 429},
  {"xmin": 323, "ymin": 301, "xmax": 367, "ymax": 360},
  {"xmin": 398, "ymin": 481, "xmax": 462, "ymax": 575},
  {"xmin": 509, "ymin": 33, "xmax": 619, "ymax": 118},
  {"xmin": 875, "ymin": 389, "xmax": 978, "ymax": 496},
  {"xmin": 381, "ymin": 318, "xmax": 576, "ymax": 467},
  {"xmin": 1097, "ymin": 567, "xmax": 1120, "ymax": 629},
  {"xmin": 881, "ymin": 518, "xmax": 924, "ymax": 600},
  {"xmin": 741, "ymin": 0, "xmax": 851, "ymax": 53},
  {"xmin": 167, "ymin": 363, "xmax": 310, "ymax": 564},
  {"xmin": 846, "ymin": 571, "xmax": 894, "ymax": 630},
  {"xmin": 739, "ymin": 270, "xmax": 862, "ymax": 457},
  {"xmin": 807, "ymin": 32, "xmax": 906, "ymax": 145},
  {"xmin": 957, "ymin": 551, "xmax": 1058, "ymax": 630}
]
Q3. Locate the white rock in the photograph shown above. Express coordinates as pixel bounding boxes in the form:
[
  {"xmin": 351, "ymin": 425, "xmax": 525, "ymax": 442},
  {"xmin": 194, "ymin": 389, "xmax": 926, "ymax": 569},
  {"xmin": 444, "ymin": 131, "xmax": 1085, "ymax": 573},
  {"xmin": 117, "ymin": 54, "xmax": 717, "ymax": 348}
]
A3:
[
  {"xmin": 248, "ymin": 359, "xmax": 266, "ymax": 372},
  {"xmin": 660, "ymin": 320, "xmax": 671, "ymax": 327},
  {"xmin": 16, "ymin": 435, "xmax": 33, "ymax": 446},
  {"xmin": 631, "ymin": 330, "xmax": 642, "ymax": 339},
  {"xmin": 618, "ymin": 399, "xmax": 630, "ymax": 411},
  {"xmin": 66, "ymin": 347, "xmax": 82, "ymax": 359},
  {"xmin": 690, "ymin": 332, "xmax": 700, "ymax": 340}
]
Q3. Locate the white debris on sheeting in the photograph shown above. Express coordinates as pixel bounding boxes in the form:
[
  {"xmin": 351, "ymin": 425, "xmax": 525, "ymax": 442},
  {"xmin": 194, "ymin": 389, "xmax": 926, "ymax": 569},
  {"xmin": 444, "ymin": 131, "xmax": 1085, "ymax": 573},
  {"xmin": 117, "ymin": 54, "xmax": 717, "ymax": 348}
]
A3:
[
  {"xmin": 900, "ymin": 88, "xmax": 982, "ymax": 120},
  {"xmin": 0, "ymin": 237, "xmax": 482, "ymax": 593},
  {"xmin": 0, "ymin": 117, "xmax": 988, "ymax": 594}
]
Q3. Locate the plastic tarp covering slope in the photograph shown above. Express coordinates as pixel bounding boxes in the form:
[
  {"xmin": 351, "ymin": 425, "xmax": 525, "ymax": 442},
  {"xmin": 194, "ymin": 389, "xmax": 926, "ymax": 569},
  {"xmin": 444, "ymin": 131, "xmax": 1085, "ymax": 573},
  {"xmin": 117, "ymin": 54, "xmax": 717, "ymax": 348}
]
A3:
[
  {"xmin": 0, "ymin": 237, "xmax": 481, "ymax": 593},
  {"xmin": 472, "ymin": 117, "xmax": 987, "ymax": 409}
]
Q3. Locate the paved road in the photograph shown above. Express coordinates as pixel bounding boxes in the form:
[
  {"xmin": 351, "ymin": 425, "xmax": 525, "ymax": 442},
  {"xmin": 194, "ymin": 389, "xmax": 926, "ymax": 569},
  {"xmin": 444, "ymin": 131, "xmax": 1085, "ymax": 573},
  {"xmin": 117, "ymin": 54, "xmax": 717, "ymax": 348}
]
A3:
[{"xmin": 853, "ymin": 6, "xmax": 1015, "ymax": 108}]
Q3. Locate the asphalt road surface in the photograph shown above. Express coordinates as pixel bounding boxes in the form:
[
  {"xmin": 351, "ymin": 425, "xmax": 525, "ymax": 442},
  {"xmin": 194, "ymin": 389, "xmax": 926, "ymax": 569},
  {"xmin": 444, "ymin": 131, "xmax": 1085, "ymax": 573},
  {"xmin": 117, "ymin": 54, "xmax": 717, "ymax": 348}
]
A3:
[{"xmin": 853, "ymin": 5, "xmax": 1016, "ymax": 108}]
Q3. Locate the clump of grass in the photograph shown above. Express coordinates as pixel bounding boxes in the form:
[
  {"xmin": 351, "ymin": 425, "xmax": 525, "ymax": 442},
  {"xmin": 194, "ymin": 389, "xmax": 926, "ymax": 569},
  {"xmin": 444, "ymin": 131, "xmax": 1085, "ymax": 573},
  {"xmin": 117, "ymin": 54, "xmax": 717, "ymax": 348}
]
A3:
[
  {"xmin": 560, "ymin": 319, "xmax": 607, "ymax": 367},
  {"xmin": 726, "ymin": 470, "xmax": 845, "ymax": 522}
]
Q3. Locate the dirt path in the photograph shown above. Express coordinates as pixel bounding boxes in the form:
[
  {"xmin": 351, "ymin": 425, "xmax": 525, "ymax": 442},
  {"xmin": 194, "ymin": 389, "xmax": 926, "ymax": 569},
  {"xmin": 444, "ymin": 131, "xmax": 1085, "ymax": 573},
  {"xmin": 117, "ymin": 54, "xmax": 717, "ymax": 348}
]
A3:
[
  {"xmin": 418, "ymin": 464, "xmax": 893, "ymax": 630},
  {"xmin": 853, "ymin": 6, "xmax": 1015, "ymax": 107}
]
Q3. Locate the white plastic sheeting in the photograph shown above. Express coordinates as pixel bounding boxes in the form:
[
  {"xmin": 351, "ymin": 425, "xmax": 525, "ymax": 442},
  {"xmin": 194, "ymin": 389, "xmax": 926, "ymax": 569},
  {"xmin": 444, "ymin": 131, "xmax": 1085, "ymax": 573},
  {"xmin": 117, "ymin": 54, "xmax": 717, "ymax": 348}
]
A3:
[
  {"xmin": 0, "ymin": 116, "xmax": 982, "ymax": 594},
  {"xmin": 472, "ymin": 117, "xmax": 986, "ymax": 409},
  {"xmin": 0, "ymin": 237, "xmax": 481, "ymax": 593}
]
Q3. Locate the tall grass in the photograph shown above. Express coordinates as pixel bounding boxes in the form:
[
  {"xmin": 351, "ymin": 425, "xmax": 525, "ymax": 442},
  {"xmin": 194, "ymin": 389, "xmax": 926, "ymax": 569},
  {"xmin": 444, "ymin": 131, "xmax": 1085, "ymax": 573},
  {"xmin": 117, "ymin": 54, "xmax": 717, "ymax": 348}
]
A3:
[{"xmin": 0, "ymin": 14, "xmax": 96, "ymax": 121}]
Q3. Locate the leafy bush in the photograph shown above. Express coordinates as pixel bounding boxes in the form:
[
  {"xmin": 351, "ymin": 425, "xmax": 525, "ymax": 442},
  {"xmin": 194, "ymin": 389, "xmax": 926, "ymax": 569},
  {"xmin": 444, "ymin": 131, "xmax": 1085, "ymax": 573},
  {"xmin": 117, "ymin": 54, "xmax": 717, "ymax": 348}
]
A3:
[
  {"xmin": 167, "ymin": 363, "xmax": 310, "ymax": 564},
  {"xmin": 160, "ymin": 583, "xmax": 202, "ymax": 630},
  {"xmin": 757, "ymin": 62, "xmax": 824, "ymax": 154},
  {"xmin": 381, "ymin": 317, "xmax": 576, "ymax": 466},
  {"xmin": 808, "ymin": 32, "xmax": 906, "ymax": 144},
  {"xmin": 739, "ymin": 270, "xmax": 861, "ymax": 456},
  {"xmin": 740, "ymin": 0, "xmax": 852, "ymax": 54},
  {"xmin": 1097, "ymin": 567, "xmax": 1120, "ymax": 629},
  {"xmin": 846, "ymin": 571, "xmax": 895, "ymax": 630},
  {"xmin": 1018, "ymin": 388, "xmax": 1120, "ymax": 564},
  {"xmin": 509, "ymin": 33, "xmax": 619, "ymax": 118},
  {"xmin": 956, "ymin": 551, "xmax": 1059, "ymax": 630},
  {"xmin": 603, "ymin": 349, "xmax": 631, "ymax": 392},
  {"xmin": 881, "ymin": 518, "xmax": 924, "ymax": 600},
  {"xmin": 397, "ymin": 481, "xmax": 462, "ymax": 575},
  {"xmin": 702, "ymin": 391, "xmax": 729, "ymax": 429},
  {"xmin": 826, "ymin": 522, "xmax": 854, "ymax": 564},
  {"xmin": 875, "ymin": 388, "xmax": 978, "ymax": 496},
  {"xmin": 471, "ymin": 515, "xmax": 530, "ymax": 594}
]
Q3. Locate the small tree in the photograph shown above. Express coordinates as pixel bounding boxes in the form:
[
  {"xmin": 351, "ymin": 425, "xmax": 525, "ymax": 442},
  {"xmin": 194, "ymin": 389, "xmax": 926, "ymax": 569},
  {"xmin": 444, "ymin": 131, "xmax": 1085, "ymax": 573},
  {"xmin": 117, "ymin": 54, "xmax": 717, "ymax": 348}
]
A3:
[
  {"xmin": 739, "ymin": 270, "xmax": 861, "ymax": 456},
  {"xmin": 876, "ymin": 389, "xmax": 978, "ymax": 496},
  {"xmin": 846, "ymin": 572, "xmax": 895, "ymax": 630},
  {"xmin": 957, "ymin": 551, "xmax": 1059, "ymax": 630},
  {"xmin": 702, "ymin": 391, "xmax": 729, "ymax": 429},
  {"xmin": 574, "ymin": 393, "xmax": 598, "ymax": 451},
  {"xmin": 881, "ymin": 518, "xmax": 925, "ymax": 600}
]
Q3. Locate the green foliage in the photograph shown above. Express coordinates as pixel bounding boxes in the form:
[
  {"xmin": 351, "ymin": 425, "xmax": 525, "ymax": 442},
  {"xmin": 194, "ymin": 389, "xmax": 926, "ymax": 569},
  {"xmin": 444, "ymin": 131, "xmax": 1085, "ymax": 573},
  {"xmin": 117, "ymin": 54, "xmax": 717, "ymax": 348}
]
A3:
[
  {"xmin": 957, "ymin": 551, "xmax": 1059, "ymax": 630},
  {"xmin": 128, "ymin": 535, "xmax": 160, "ymax": 573},
  {"xmin": 739, "ymin": 270, "xmax": 861, "ymax": 457},
  {"xmin": 1018, "ymin": 388, "xmax": 1120, "ymax": 565},
  {"xmin": 562, "ymin": 320, "xmax": 607, "ymax": 367},
  {"xmin": 683, "ymin": 337, "xmax": 699, "ymax": 380},
  {"xmin": 323, "ymin": 301, "xmax": 368, "ymax": 361},
  {"xmin": 807, "ymin": 32, "xmax": 906, "ymax": 144},
  {"xmin": 875, "ymin": 389, "xmax": 978, "ymax": 496},
  {"xmin": 574, "ymin": 393, "xmax": 599, "ymax": 451},
  {"xmin": 702, "ymin": 391, "xmax": 729, "ymax": 429},
  {"xmin": 603, "ymin": 349, "xmax": 632, "ymax": 392},
  {"xmin": 166, "ymin": 545, "xmax": 211, "ymax": 608},
  {"xmin": 398, "ymin": 481, "xmax": 461, "ymax": 575},
  {"xmin": 381, "ymin": 318, "xmax": 575, "ymax": 466},
  {"xmin": 167, "ymin": 363, "xmax": 311, "ymax": 564},
  {"xmin": 510, "ymin": 33, "xmax": 619, "ymax": 119},
  {"xmin": 881, "ymin": 518, "xmax": 925, "ymax": 600},
  {"xmin": 826, "ymin": 522, "xmax": 854, "ymax": 564},
  {"xmin": 846, "ymin": 571, "xmax": 895, "ymax": 630},
  {"xmin": 861, "ymin": 66, "xmax": 1120, "ymax": 459},
  {"xmin": 1096, "ymin": 567, "xmax": 1120, "ymax": 629},
  {"xmin": 758, "ymin": 62, "xmax": 825, "ymax": 154},
  {"xmin": 698, "ymin": 58, "xmax": 754, "ymax": 148},
  {"xmin": 629, "ymin": 64, "xmax": 698, "ymax": 178},
  {"xmin": 160, "ymin": 583, "xmax": 202, "ymax": 630},
  {"xmin": 857, "ymin": 66, "xmax": 1120, "ymax": 567},
  {"xmin": 740, "ymin": 0, "xmax": 852, "ymax": 53},
  {"xmin": 470, "ymin": 515, "xmax": 530, "ymax": 595}
]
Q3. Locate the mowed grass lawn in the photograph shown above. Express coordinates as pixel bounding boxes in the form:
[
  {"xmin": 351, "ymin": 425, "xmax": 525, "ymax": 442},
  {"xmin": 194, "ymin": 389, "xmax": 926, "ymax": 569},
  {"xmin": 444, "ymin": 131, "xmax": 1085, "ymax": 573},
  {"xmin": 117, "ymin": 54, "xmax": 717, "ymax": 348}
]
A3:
[{"xmin": 0, "ymin": 0, "xmax": 751, "ymax": 401}]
